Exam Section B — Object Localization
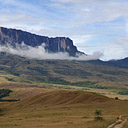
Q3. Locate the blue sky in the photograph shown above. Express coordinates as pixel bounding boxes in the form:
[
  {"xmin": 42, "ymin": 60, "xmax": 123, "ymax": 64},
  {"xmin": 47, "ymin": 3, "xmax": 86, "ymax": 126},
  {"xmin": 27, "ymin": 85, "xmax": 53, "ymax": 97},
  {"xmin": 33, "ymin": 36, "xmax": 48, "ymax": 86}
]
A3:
[{"xmin": 0, "ymin": 0, "xmax": 128, "ymax": 60}]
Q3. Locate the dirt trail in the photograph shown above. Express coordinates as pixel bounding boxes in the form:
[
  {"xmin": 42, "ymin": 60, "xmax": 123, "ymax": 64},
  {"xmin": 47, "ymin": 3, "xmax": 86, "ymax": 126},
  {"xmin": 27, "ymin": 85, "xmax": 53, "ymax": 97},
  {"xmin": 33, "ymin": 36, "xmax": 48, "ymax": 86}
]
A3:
[
  {"xmin": 114, "ymin": 119, "xmax": 127, "ymax": 128},
  {"xmin": 107, "ymin": 119, "xmax": 127, "ymax": 128}
]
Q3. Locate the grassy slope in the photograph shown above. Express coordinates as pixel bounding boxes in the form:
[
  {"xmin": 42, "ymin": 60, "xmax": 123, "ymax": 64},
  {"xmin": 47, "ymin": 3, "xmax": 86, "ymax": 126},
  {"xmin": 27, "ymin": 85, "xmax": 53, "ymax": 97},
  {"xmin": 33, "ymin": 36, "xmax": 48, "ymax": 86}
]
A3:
[
  {"xmin": 0, "ymin": 52, "xmax": 128, "ymax": 89},
  {"xmin": 0, "ymin": 89, "xmax": 128, "ymax": 128},
  {"xmin": 0, "ymin": 52, "xmax": 128, "ymax": 101}
]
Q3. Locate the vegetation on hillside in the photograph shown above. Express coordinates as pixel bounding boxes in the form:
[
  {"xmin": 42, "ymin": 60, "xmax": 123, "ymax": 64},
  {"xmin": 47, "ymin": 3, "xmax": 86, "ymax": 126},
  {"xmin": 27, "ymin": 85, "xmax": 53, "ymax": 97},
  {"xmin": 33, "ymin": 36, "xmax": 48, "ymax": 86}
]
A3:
[
  {"xmin": 118, "ymin": 90, "xmax": 128, "ymax": 95},
  {"xmin": 0, "ymin": 52, "xmax": 128, "ymax": 90},
  {"xmin": 0, "ymin": 89, "xmax": 19, "ymax": 102},
  {"xmin": 94, "ymin": 110, "xmax": 103, "ymax": 120},
  {"xmin": 0, "ymin": 89, "xmax": 12, "ymax": 99}
]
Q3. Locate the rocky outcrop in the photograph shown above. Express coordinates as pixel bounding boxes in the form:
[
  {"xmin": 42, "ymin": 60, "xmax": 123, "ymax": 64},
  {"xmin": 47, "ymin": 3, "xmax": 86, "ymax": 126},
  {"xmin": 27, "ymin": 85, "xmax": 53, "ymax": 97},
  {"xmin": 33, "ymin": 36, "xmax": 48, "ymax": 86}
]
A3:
[{"xmin": 0, "ymin": 27, "xmax": 84, "ymax": 56}]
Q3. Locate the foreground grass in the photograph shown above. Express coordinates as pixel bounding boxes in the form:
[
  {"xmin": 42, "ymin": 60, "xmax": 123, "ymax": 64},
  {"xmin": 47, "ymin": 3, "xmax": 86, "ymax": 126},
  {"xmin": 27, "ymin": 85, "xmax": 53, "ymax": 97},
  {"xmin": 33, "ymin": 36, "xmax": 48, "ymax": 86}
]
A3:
[
  {"xmin": 0, "ymin": 103, "xmax": 116, "ymax": 128},
  {"xmin": 0, "ymin": 89, "xmax": 128, "ymax": 128}
]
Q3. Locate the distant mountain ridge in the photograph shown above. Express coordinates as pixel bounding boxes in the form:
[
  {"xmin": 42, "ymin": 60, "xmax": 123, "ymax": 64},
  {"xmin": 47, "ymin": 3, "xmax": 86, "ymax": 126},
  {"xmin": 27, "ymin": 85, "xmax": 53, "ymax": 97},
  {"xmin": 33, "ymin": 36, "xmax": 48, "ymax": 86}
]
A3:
[
  {"xmin": 106, "ymin": 57, "xmax": 128, "ymax": 68},
  {"xmin": 87, "ymin": 58, "xmax": 128, "ymax": 68},
  {"xmin": 0, "ymin": 27, "xmax": 83, "ymax": 56}
]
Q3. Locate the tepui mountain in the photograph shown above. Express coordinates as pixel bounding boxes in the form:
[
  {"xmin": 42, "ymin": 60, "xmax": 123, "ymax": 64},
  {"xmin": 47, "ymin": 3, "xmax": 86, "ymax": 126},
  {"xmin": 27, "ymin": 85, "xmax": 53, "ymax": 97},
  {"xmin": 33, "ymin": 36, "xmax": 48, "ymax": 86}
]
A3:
[{"xmin": 0, "ymin": 27, "xmax": 84, "ymax": 56}]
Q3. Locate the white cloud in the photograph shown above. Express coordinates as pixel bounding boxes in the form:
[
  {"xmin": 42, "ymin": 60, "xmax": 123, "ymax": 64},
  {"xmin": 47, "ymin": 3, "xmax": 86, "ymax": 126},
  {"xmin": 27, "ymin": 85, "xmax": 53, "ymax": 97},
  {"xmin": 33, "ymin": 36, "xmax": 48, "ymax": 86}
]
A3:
[
  {"xmin": 72, "ymin": 35, "xmax": 92, "ymax": 45},
  {"xmin": 0, "ymin": 43, "xmax": 103, "ymax": 61},
  {"xmin": 100, "ymin": 35, "xmax": 128, "ymax": 60},
  {"xmin": 71, "ymin": 35, "xmax": 93, "ymax": 53},
  {"xmin": 101, "ymin": 45, "xmax": 127, "ymax": 61}
]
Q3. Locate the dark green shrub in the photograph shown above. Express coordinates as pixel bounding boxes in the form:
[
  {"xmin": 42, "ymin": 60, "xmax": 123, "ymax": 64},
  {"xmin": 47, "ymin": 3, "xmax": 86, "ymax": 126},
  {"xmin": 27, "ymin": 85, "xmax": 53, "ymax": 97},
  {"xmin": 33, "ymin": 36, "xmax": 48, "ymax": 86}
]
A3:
[
  {"xmin": 94, "ymin": 110, "xmax": 103, "ymax": 121},
  {"xmin": 118, "ymin": 90, "xmax": 128, "ymax": 95},
  {"xmin": 94, "ymin": 116, "xmax": 103, "ymax": 120},
  {"xmin": 115, "ymin": 97, "xmax": 119, "ymax": 100},
  {"xmin": 0, "ymin": 89, "xmax": 12, "ymax": 99},
  {"xmin": 0, "ymin": 108, "xmax": 4, "ymax": 116}
]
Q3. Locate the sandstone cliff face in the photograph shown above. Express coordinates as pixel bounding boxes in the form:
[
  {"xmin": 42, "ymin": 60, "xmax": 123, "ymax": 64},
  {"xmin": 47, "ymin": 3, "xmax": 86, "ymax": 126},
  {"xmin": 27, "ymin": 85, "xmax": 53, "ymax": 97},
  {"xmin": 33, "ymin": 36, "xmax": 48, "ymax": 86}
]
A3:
[{"xmin": 0, "ymin": 27, "xmax": 83, "ymax": 56}]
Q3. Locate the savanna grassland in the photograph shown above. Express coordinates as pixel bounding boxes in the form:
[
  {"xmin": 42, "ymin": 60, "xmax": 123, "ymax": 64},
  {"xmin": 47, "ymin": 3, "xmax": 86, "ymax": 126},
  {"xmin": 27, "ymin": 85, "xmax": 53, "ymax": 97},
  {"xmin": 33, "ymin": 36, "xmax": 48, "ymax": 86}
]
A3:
[
  {"xmin": 0, "ymin": 84, "xmax": 128, "ymax": 128},
  {"xmin": 0, "ymin": 53, "xmax": 128, "ymax": 128}
]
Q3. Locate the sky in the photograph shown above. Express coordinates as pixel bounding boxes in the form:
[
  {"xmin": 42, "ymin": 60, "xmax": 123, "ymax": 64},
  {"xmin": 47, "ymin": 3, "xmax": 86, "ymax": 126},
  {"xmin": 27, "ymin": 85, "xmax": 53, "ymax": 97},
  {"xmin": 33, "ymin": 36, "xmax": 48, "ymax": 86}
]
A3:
[{"xmin": 0, "ymin": 0, "xmax": 128, "ymax": 60}]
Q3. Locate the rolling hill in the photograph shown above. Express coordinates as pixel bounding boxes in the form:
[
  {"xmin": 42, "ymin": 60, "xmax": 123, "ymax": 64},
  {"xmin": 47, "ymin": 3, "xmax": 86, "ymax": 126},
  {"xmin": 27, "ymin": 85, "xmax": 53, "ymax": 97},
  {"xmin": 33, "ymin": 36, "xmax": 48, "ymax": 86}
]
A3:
[
  {"xmin": 0, "ymin": 89, "xmax": 128, "ymax": 128},
  {"xmin": 17, "ymin": 90, "xmax": 110, "ymax": 106}
]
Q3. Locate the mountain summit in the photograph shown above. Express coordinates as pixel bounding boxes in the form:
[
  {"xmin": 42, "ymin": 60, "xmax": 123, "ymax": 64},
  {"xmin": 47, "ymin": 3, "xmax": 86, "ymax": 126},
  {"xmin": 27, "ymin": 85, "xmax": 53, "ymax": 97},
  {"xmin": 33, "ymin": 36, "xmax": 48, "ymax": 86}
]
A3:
[{"xmin": 0, "ymin": 27, "xmax": 83, "ymax": 56}]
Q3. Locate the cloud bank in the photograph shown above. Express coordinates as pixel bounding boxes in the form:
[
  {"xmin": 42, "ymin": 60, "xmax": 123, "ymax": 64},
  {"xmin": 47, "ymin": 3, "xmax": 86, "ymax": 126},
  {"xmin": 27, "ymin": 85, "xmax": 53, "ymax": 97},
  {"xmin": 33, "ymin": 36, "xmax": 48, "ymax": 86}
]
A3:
[{"xmin": 0, "ymin": 43, "xmax": 103, "ymax": 61}]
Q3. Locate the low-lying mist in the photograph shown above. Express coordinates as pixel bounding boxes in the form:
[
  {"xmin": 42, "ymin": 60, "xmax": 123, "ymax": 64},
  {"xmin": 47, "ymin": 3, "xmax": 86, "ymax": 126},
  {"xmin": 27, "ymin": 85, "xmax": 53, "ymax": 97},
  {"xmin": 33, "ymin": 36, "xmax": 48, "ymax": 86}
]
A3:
[{"xmin": 0, "ymin": 43, "xmax": 103, "ymax": 61}]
